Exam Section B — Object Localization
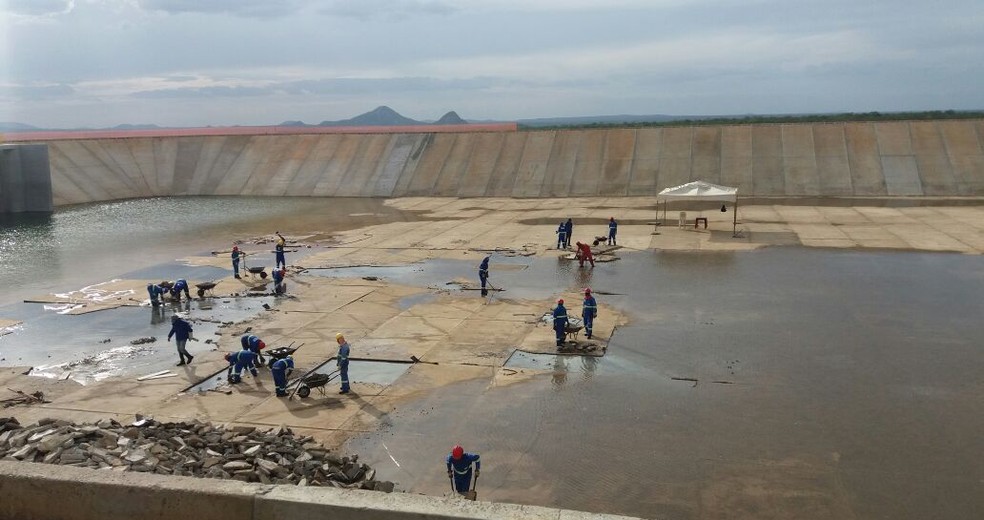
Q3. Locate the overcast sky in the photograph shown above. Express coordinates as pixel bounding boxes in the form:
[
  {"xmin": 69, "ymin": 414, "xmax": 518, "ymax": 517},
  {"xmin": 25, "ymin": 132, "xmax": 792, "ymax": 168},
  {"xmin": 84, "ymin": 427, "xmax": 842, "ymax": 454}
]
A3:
[{"xmin": 2, "ymin": 0, "xmax": 983, "ymax": 128}]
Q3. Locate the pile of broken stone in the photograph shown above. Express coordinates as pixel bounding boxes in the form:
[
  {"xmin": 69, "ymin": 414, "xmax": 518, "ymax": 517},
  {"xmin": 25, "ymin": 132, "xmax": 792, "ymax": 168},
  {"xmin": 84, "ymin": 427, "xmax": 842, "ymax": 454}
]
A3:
[{"xmin": 0, "ymin": 416, "xmax": 394, "ymax": 492}]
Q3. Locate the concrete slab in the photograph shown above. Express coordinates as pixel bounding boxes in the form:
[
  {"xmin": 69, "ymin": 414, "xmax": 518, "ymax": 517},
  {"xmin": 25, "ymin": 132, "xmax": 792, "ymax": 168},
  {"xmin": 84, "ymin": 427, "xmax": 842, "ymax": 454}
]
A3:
[
  {"xmin": 599, "ymin": 128, "xmax": 635, "ymax": 195},
  {"xmin": 881, "ymin": 155, "xmax": 924, "ymax": 196},
  {"xmin": 909, "ymin": 122, "xmax": 957, "ymax": 196},
  {"xmin": 844, "ymin": 123, "xmax": 887, "ymax": 196},
  {"xmin": 812, "ymin": 124, "xmax": 854, "ymax": 196},
  {"xmin": 781, "ymin": 124, "xmax": 820, "ymax": 195},
  {"xmin": 939, "ymin": 120, "xmax": 984, "ymax": 194},
  {"xmin": 511, "ymin": 131, "xmax": 555, "ymax": 198},
  {"xmin": 751, "ymin": 125, "xmax": 784, "ymax": 196},
  {"xmin": 627, "ymin": 128, "xmax": 661, "ymax": 196},
  {"xmin": 542, "ymin": 130, "xmax": 580, "ymax": 197},
  {"xmin": 456, "ymin": 133, "xmax": 504, "ymax": 197},
  {"xmin": 691, "ymin": 126, "xmax": 721, "ymax": 185}
]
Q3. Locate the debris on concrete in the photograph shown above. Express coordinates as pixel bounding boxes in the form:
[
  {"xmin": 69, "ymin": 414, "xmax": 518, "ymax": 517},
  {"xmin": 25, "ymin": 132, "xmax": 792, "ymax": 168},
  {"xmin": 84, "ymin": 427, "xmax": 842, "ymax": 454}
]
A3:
[
  {"xmin": 0, "ymin": 417, "xmax": 395, "ymax": 491},
  {"xmin": 130, "ymin": 337, "xmax": 157, "ymax": 345},
  {"xmin": 1, "ymin": 390, "xmax": 48, "ymax": 408}
]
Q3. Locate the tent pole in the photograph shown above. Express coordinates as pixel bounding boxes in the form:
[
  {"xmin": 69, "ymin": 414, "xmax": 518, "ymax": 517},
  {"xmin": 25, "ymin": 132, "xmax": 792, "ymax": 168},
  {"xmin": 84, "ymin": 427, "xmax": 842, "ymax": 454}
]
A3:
[{"xmin": 732, "ymin": 198, "xmax": 738, "ymax": 237}]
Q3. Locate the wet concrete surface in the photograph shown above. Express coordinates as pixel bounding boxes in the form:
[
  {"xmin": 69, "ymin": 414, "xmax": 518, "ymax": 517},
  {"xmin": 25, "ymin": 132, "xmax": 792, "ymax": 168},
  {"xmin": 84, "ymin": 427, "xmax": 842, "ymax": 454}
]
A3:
[{"xmin": 343, "ymin": 248, "xmax": 984, "ymax": 519}]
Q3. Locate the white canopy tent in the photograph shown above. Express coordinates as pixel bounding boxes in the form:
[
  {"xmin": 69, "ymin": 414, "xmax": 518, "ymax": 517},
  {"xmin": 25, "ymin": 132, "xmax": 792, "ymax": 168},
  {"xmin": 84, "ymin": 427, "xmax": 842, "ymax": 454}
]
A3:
[{"xmin": 657, "ymin": 181, "xmax": 740, "ymax": 236}]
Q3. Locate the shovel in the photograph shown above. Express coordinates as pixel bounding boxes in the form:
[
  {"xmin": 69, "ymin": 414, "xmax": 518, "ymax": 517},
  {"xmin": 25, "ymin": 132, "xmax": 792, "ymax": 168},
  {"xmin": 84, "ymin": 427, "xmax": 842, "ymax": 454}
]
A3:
[
  {"xmin": 485, "ymin": 282, "xmax": 498, "ymax": 305},
  {"xmin": 465, "ymin": 473, "xmax": 478, "ymax": 501}
]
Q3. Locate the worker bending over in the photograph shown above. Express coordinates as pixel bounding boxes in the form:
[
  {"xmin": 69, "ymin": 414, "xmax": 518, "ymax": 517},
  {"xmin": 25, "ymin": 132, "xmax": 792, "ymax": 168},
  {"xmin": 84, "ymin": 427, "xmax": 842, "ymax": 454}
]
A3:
[
  {"xmin": 271, "ymin": 355, "xmax": 294, "ymax": 397},
  {"xmin": 147, "ymin": 283, "xmax": 165, "ymax": 306},
  {"xmin": 162, "ymin": 279, "xmax": 191, "ymax": 302},
  {"xmin": 446, "ymin": 445, "xmax": 480, "ymax": 496},
  {"xmin": 226, "ymin": 348, "xmax": 259, "ymax": 384},
  {"xmin": 582, "ymin": 288, "xmax": 597, "ymax": 339},
  {"xmin": 272, "ymin": 268, "xmax": 287, "ymax": 295},
  {"xmin": 553, "ymin": 299, "xmax": 569, "ymax": 348},
  {"xmin": 575, "ymin": 242, "xmax": 595, "ymax": 268},
  {"xmin": 241, "ymin": 334, "xmax": 267, "ymax": 366}
]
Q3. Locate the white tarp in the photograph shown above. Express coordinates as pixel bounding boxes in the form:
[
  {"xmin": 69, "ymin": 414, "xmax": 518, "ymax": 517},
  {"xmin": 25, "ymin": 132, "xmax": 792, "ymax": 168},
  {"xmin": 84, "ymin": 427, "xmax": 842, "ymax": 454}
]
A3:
[{"xmin": 657, "ymin": 181, "xmax": 738, "ymax": 202}]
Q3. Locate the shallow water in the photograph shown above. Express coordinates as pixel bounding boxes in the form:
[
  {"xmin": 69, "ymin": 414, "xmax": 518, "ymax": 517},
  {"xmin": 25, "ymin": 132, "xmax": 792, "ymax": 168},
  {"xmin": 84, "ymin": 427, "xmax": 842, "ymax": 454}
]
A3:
[
  {"xmin": 343, "ymin": 248, "xmax": 984, "ymax": 519},
  {"xmin": 2, "ymin": 198, "xmax": 982, "ymax": 517},
  {"xmin": 0, "ymin": 197, "xmax": 415, "ymax": 381}
]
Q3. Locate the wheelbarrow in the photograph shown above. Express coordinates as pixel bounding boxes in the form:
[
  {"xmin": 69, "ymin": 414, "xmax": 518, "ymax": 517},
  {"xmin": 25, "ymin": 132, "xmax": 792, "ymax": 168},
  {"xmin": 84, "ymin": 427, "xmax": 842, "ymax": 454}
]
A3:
[
  {"xmin": 564, "ymin": 316, "xmax": 584, "ymax": 342},
  {"xmin": 241, "ymin": 255, "xmax": 268, "ymax": 279},
  {"xmin": 196, "ymin": 281, "xmax": 219, "ymax": 298},
  {"xmin": 267, "ymin": 342, "xmax": 303, "ymax": 361},
  {"xmin": 295, "ymin": 370, "xmax": 340, "ymax": 398}
]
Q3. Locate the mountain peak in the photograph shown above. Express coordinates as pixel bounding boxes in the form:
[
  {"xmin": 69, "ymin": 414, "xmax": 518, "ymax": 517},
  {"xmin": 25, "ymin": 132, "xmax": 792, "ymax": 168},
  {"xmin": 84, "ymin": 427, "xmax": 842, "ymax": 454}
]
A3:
[{"xmin": 435, "ymin": 111, "xmax": 466, "ymax": 125}]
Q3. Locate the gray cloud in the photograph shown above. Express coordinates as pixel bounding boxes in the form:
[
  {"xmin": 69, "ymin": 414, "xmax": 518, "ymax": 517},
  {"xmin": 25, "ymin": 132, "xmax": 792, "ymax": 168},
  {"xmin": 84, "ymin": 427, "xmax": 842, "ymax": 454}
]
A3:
[
  {"xmin": 131, "ymin": 85, "xmax": 272, "ymax": 98},
  {"xmin": 4, "ymin": 0, "xmax": 73, "ymax": 16},
  {"xmin": 136, "ymin": 0, "xmax": 300, "ymax": 18},
  {"xmin": 0, "ymin": 84, "xmax": 75, "ymax": 101},
  {"xmin": 319, "ymin": 0, "xmax": 457, "ymax": 20}
]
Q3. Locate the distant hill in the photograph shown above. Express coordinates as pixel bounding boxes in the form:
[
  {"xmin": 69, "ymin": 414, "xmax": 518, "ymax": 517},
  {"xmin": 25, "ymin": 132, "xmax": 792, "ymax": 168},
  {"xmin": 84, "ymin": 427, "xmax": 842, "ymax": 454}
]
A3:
[
  {"xmin": 111, "ymin": 124, "xmax": 161, "ymax": 130},
  {"xmin": 280, "ymin": 106, "xmax": 472, "ymax": 127},
  {"xmin": 0, "ymin": 122, "xmax": 41, "ymax": 132},
  {"xmin": 435, "ymin": 111, "xmax": 466, "ymax": 125}
]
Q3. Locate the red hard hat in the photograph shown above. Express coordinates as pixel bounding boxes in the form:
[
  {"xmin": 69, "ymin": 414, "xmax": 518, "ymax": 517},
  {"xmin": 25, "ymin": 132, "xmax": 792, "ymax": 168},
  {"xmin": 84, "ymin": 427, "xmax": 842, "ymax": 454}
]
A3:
[
  {"xmin": 224, "ymin": 353, "xmax": 233, "ymax": 362},
  {"xmin": 257, "ymin": 341, "xmax": 266, "ymax": 350},
  {"xmin": 557, "ymin": 299, "xmax": 564, "ymax": 304},
  {"xmin": 585, "ymin": 288, "xmax": 591, "ymax": 294},
  {"xmin": 452, "ymin": 445, "xmax": 464, "ymax": 460}
]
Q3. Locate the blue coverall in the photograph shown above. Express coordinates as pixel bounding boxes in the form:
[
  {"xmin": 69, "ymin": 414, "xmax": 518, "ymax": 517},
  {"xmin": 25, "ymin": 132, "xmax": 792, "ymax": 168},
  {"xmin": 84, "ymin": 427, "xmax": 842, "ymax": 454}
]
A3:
[
  {"xmin": 337, "ymin": 341, "xmax": 350, "ymax": 393},
  {"xmin": 241, "ymin": 334, "xmax": 265, "ymax": 365},
  {"xmin": 478, "ymin": 257, "xmax": 490, "ymax": 290},
  {"xmin": 271, "ymin": 356, "xmax": 294, "ymax": 396},
  {"xmin": 232, "ymin": 248, "xmax": 241, "ymax": 278},
  {"xmin": 275, "ymin": 235, "xmax": 286, "ymax": 270},
  {"xmin": 553, "ymin": 303, "xmax": 569, "ymax": 347},
  {"xmin": 608, "ymin": 218, "xmax": 618, "ymax": 245},
  {"xmin": 556, "ymin": 223, "xmax": 567, "ymax": 249},
  {"xmin": 227, "ymin": 350, "xmax": 258, "ymax": 383},
  {"xmin": 147, "ymin": 283, "xmax": 165, "ymax": 305},
  {"xmin": 272, "ymin": 269, "xmax": 286, "ymax": 294},
  {"xmin": 167, "ymin": 317, "xmax": 194, "ymax": 365},
  {"xmin": 564, "ymin": 219, "xmax": 573, "ymax": 248},
  {"xmin": 171, "ymin": 279, "xmax": 190, "ymax": 301},
  {"xmin": 582, "ymin": 295, "xmax": 597, "ymax": 339},
  {"xmin": 446, "ymin": 452, "xmax": 481, "ymax": 494}
]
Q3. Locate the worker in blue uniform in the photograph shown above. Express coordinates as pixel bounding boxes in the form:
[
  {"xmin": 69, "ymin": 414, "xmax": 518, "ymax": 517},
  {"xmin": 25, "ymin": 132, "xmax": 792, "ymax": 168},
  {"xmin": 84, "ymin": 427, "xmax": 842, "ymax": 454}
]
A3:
[
  {"xmin": 446, "ymin": 445, "xmax": 480, "ymax": 496},
  {"xmin": 275, "ymin": 232, "xmax": 287, "ymax": 270},
  {"xmin": 553, "ymin": 299, "xmax": 569, "ymax": 348},
  {"xmin": 270, "ymin": 355, "xmax": 294, "ymax": 397},
  {"xmin": 607, "ymin": 217, "xmax": 618, "ymax": 246},
  {"xmin": 336, "ymin": 333, "xmax": 351, "ymax": 394},
  {"xmin": 478, "ymin": 256, "xmax": 490, "ymax": 295},
  {"xmin": 564, "ymin": 218, "xmax": 573, "ymax": 248},
  {"xmin": 232, "ymin": 246, "xmax": 242, "ymax": 279},
  {"xmin": 582, "ymin": 288, "xmax": 597, "ymax": 339},
  {"xmin": 147, "ymin": 283, "xmax": 165, "ymax": 306},
  {"xmin": 241, "ymin": 334, "xmax": 267, "ymax": 366},
  {"xmin": 226, "ymin": 348, "xmax": 258, "ymax": 384},
  {"xmin": 167, "ymin": 314, "xmax": 194, "ymax": 366},
  {"xmin": 556, "ymin": 222, "xmax": 567, "ymax": 249},
  {"xmin": 168, "ymin": 279, "xmax": 191, "ymax": 302},
  {"xmin": 272, "ymin": 268, "xmax": 287, "ymax": 295}
]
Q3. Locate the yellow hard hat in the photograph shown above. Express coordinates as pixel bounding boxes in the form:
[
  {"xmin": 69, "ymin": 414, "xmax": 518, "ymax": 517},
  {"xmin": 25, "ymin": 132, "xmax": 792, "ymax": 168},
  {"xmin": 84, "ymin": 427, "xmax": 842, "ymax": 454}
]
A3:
[{"xmin": 335, "ymin": 333, "xmax": 344, "ymax": 340}]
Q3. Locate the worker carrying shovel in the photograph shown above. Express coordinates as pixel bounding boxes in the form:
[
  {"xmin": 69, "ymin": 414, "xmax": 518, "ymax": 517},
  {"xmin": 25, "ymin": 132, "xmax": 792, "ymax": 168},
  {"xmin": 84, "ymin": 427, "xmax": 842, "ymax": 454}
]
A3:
[{"xmin": 446, "ymin": 445, "xmax": 480, "ymax": 498}]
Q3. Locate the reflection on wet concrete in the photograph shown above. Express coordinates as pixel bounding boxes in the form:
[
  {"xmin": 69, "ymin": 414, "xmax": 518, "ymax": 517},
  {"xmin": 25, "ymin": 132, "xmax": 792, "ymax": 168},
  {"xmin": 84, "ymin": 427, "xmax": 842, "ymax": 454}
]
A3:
[{"xmin": 344, "ymin": 248, "xmax": 984, "ymax": 519}]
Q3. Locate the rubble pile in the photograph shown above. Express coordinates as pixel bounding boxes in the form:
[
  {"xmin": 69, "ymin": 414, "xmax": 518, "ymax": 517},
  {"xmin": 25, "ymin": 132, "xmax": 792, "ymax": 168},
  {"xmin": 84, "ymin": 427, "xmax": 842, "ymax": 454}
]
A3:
[{"xmin": 0, "ymin": 417, "xmax": 394, "ymax": 492}]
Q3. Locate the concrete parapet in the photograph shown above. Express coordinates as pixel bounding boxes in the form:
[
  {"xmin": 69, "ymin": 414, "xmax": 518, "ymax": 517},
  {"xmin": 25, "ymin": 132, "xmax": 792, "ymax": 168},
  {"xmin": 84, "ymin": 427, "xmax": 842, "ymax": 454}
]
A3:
[
  {"xmin": 15, "ymin": 120, "xmax": 984, "ymax": 205},
  {"xmin": 0, "ymin": 461, "xmax": 640, "ymax": 520}
]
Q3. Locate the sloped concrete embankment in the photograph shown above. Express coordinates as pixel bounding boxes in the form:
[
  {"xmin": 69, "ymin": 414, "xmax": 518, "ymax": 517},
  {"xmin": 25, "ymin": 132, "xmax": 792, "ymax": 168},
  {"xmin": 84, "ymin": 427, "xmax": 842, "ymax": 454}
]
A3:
[
  {"xmin": 29, "ymin": 119, "xmax": 984, "ymax": 205},
  {"xmin": 0, "ymin": 460, "xmax": 634, "ymax": 520}
]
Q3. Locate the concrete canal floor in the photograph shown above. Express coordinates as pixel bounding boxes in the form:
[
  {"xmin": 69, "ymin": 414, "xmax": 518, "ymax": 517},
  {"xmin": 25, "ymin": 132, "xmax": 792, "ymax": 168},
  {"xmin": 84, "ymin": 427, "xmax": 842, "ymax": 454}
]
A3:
[{"xmin": 1, "ymin": 196, "xmax": 983, "ymax": 519}]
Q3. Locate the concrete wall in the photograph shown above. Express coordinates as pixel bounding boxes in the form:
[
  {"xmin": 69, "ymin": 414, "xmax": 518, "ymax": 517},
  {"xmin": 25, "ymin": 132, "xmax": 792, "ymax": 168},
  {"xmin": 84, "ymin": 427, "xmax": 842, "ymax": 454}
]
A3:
[
  {"xmin": 23, "ymin": 120, "xmax": 984, "ymax": 205},
  {"xmin": 0, "ymin": 461, "xmax": 636, "ymax": 520},
  {"xmin": 0, "ymin": 144, "xmax": 53, "ymax": 213}
]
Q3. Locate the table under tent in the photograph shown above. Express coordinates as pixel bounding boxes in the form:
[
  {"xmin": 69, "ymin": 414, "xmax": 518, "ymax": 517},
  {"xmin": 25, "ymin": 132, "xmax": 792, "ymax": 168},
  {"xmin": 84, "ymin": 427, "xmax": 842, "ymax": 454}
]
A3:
[{"xmin": 656, "ymin": 181, "xmax": 740, "ymax": 237}]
